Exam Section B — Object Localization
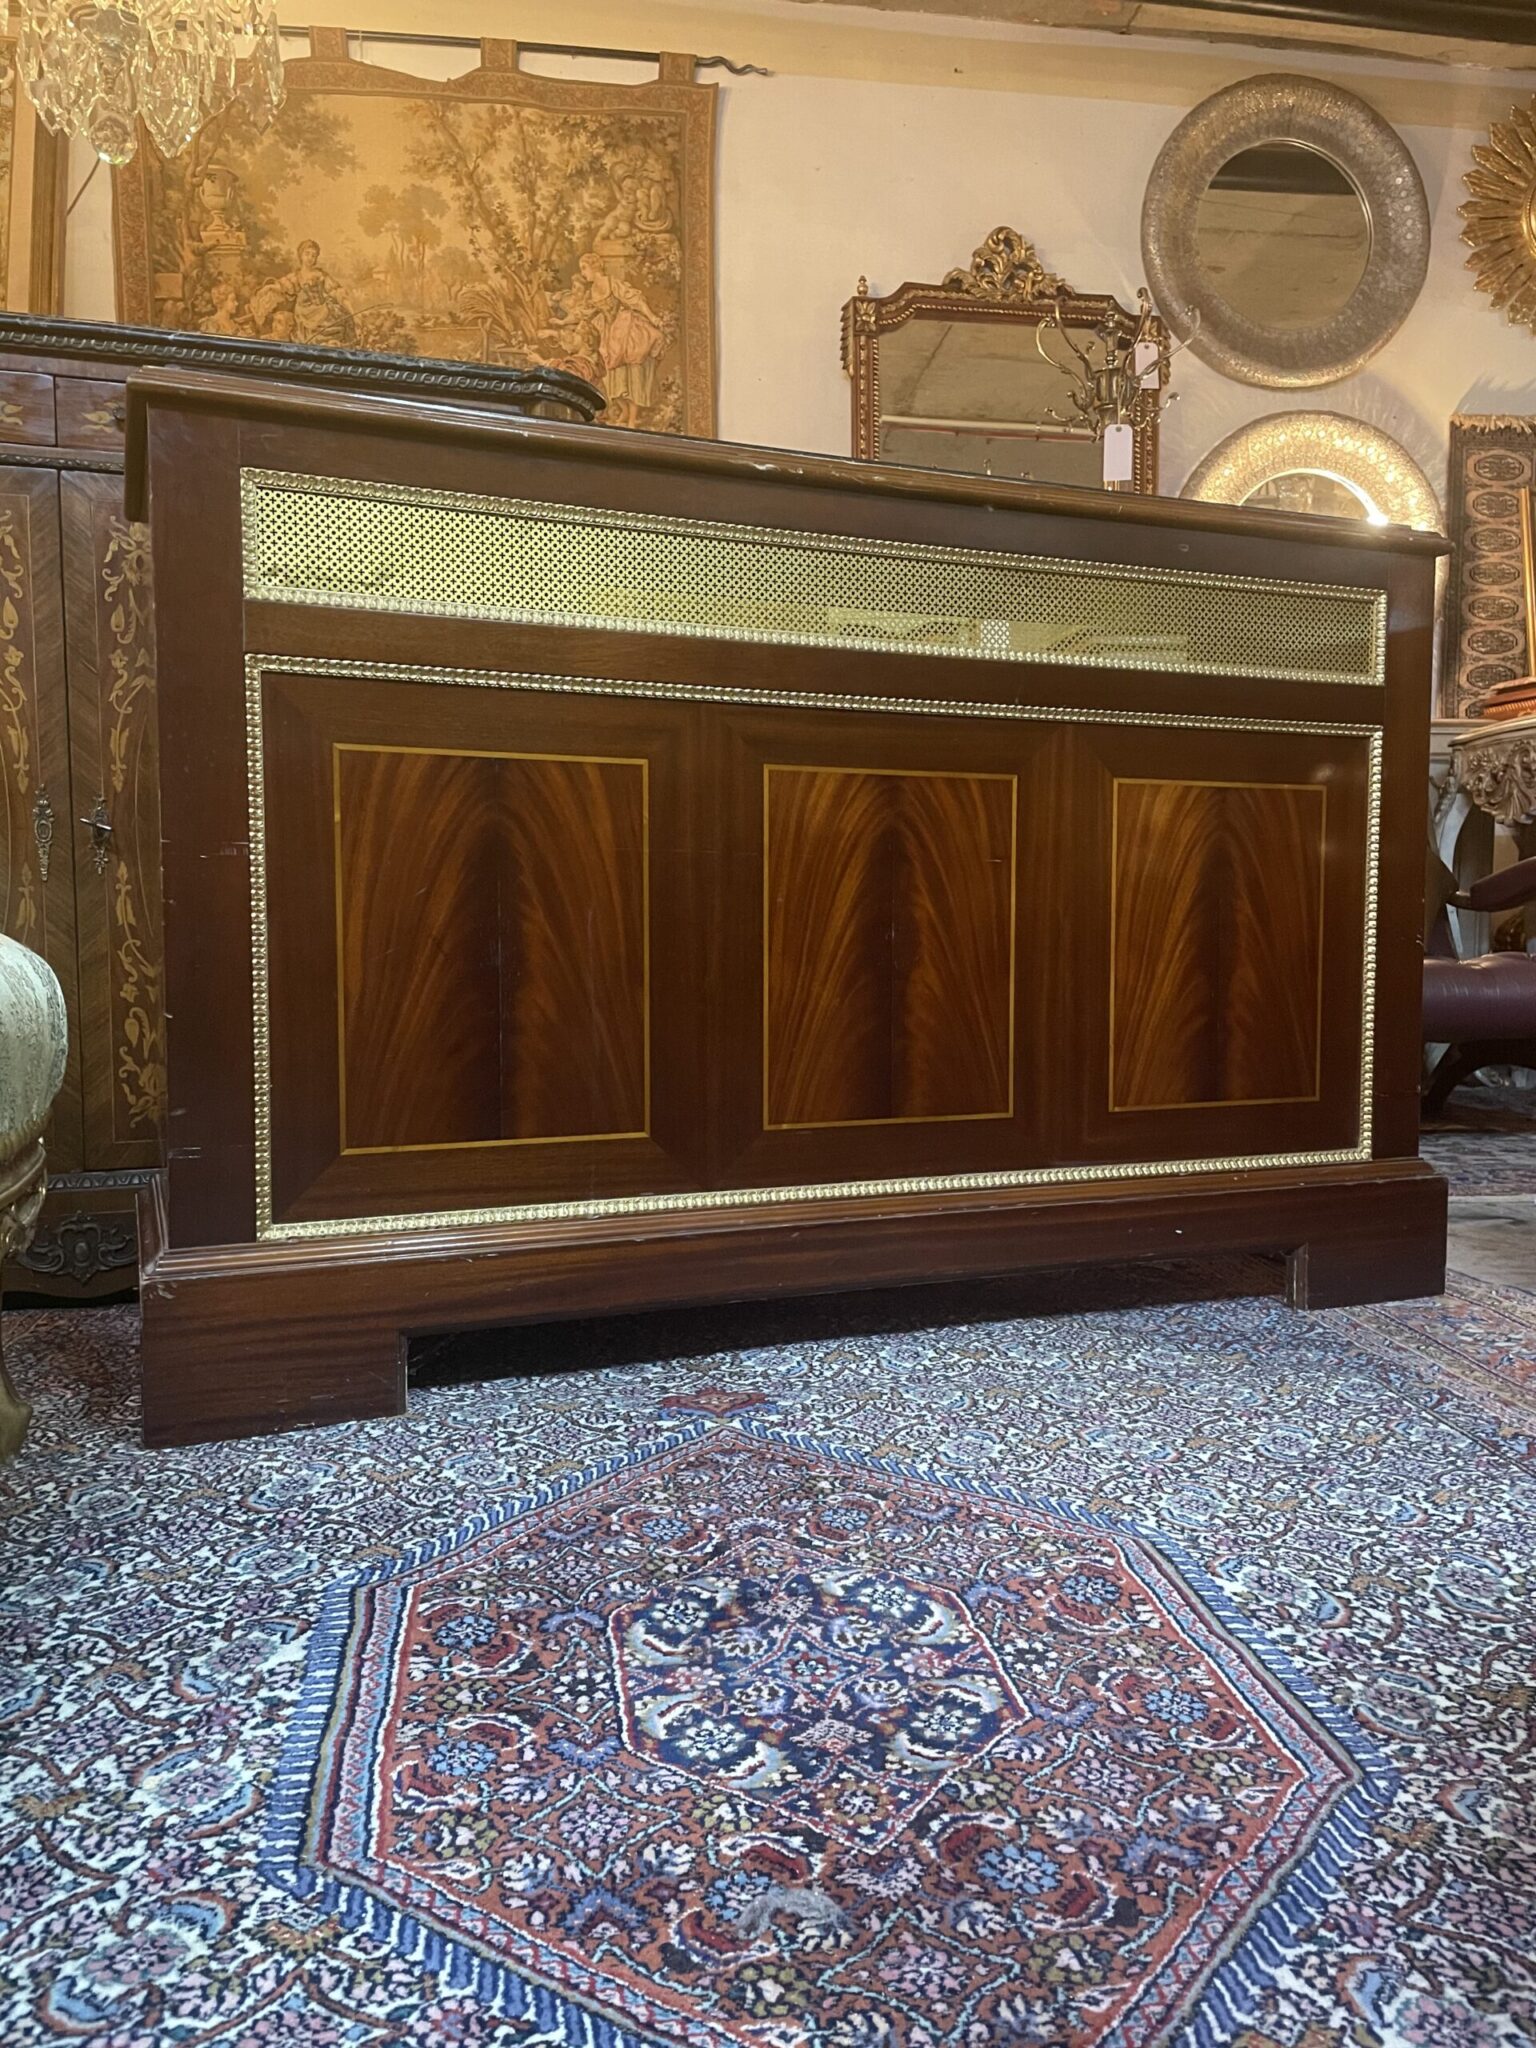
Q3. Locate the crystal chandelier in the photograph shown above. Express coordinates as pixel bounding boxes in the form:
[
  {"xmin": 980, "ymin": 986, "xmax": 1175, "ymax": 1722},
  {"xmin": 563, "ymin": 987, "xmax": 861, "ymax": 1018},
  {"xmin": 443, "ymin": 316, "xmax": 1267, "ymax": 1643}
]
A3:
[{"xmin": 14, "ymin": 3, "xmax": 284, "ymax": 167}]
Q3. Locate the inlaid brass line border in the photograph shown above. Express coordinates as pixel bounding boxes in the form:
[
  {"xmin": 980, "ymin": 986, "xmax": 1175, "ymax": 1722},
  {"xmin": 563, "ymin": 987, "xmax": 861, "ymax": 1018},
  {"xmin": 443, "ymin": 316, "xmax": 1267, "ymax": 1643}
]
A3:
[
  {"xmin": 1106, "ymin": 777, "xmax": 1330, "ymax": 1114},
  {"xmin": 240, "ymin": 466, "xmax": 1389, "ymax": 689},
  {"xmin": 761, "ymin": 762, "xmax": 1020, "ymax": 1131},
  {"xmin": 329, "ymin": 741, "xmax": 653, "ymax": 1157},
  {"xmin": 244, "ymin": 654, "xmax": 1383, "ymax": 1242}
]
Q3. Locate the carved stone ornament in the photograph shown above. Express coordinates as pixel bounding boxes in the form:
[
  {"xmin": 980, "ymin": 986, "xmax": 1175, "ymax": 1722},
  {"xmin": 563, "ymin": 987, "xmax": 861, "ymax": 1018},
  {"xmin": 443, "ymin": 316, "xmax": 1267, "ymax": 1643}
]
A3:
[
  {"xmin": 1451, "ymin": 721, "xmax": 1536, "ymax": 829},
  {"xmin": 941, "ymin": 227, "xmax": 1071, "ymax": 303}
]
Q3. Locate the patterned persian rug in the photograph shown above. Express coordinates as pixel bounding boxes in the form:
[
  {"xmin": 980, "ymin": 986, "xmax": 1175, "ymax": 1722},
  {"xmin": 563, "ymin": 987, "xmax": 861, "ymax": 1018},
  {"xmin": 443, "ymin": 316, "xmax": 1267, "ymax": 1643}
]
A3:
[
  {"xmin": 1420, "ymin": 1084, "xmax": 1536, "ymax": 1196},
  {"xmin": 2, "ymin": 1261, "xmax": 1534, "ymax": 2048}
]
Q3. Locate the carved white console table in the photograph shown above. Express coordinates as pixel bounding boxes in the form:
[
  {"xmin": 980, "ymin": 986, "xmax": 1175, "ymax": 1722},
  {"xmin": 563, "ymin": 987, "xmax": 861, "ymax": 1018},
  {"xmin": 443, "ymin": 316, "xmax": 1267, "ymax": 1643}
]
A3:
[
  {"xmin": 1431, "ymin": 713, "xmax": 1536, "ymax": 957},
  {"xmin": 1449, "ymin": 714, "xmax": 1536, "ymax": 828}
]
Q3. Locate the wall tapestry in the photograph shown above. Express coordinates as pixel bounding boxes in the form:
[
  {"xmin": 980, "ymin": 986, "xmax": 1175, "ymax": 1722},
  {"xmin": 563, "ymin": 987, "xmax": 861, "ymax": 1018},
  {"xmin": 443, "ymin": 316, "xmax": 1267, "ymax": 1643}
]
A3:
[
  {"xmin": 1445, "ymin": 414, "xmax": 1536, "ymax": 719},
  {"xmin": 113, "ymin": 32, "xmax": 716, "ymax": 434},
  {"xmin": 0, "ymin": 38, "xmax": 65, "ymax": 313}
]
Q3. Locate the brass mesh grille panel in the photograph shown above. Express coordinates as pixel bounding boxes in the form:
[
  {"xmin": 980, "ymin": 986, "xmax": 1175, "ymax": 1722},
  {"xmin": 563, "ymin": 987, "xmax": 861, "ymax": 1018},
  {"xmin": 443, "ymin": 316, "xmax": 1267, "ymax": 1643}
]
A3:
[{"xmin": 241, "ymin": 470, "xmax": 1387, "ymax": 688}]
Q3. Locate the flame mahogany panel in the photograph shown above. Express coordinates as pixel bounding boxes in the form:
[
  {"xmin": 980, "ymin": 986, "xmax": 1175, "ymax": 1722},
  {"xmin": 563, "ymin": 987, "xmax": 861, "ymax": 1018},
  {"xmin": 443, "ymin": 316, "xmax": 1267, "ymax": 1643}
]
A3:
[
  {"xmin": 763, "ymin": 766, "xmax": 1015, "ymax": 1130},
  {"xmin": 1111, "ymin": 779, "xmax": 1326, "ymax": 1113},
  {"xmin": 260, "ymin": 668, "xmax": 696, "ymax": 1225},
  {"xmin": 335, "ymin": 746, "xmax": 648, "ymax": 1152}
]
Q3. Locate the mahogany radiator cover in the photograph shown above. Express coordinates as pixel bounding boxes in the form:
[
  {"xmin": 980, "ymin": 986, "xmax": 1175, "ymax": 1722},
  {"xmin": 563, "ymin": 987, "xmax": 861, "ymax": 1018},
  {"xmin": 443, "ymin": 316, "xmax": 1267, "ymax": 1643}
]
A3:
[{"xmin": 123, "ymin": 369, "xmax": 1448, "ymax": 1445}]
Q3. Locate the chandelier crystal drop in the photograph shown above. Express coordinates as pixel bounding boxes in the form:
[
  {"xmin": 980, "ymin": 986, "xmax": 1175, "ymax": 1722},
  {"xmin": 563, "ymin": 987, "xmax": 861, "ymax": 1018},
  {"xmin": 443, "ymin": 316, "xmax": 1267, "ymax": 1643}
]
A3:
[{"xmin": 14, "ymin": 3, "xmax": 285, "ymax": 167}]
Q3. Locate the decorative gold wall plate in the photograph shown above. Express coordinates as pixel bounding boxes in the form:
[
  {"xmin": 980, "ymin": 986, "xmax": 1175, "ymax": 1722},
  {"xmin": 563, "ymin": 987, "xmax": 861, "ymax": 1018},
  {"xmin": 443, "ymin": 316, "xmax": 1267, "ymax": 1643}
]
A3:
[
  {"xmin": 1462, "ymin": 98, "xmax": 1536, "ymax": 335},
  {"xmin": 1142, "ymin": 74, "xmax": 1429, "ymax": 389},
  {"xmin": 1183, "ymin": 413, "xmax": 1445, "ymax": 704},
  {"xmin": 1181, "ymin": 412, "xmax": 1441, "ymax": 534}
]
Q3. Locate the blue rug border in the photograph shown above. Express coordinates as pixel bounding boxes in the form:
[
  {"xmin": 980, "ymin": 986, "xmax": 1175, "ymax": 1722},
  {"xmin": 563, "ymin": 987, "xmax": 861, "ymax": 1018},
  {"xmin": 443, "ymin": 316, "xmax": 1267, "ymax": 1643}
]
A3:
[{"xmin": 259, "ymin": 1410, "xmax": 1399, "ymax": 2048}]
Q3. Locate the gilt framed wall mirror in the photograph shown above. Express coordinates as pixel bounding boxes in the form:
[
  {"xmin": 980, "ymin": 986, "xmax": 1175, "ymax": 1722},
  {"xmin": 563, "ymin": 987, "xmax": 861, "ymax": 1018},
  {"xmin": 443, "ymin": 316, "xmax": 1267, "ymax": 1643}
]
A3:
[
  {"xmin": 843, "ymin": 227, "xmax": 1161, "ymax": 493},
  {"xmin": 1142, "ymin": 75, "xmax": 1429, "ymax": 389}
]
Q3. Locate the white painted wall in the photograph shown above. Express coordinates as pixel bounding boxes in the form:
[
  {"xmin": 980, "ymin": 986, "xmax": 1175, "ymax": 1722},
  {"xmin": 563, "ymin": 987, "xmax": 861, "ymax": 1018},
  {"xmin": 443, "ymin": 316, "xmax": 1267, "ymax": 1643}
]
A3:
[
  {"xmin": 715, "ymin": 74, "xmax": 1536, "ymax": 508},
  {"xmin": 53, "ymin": 0, "xmax": 1536, "ymax": 510}
]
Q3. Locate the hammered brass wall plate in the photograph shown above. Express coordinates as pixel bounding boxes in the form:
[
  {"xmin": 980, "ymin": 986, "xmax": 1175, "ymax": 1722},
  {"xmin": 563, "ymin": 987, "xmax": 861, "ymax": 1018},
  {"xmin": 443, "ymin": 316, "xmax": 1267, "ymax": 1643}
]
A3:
[
  {"xmin": 1181, "ymin": 412, "xmax": 1441, "ymax": 535},
  {"xmin": 1462, "ymin": 98, "xmax": 1536, "ymax": 335},
  {"xmin": 1142, "ymin": 74, "xmax": 1429, "ymax": 389},
  {"xmin": 1183, "ymin": 410, "xmax": 1447, "ymax": 708}
]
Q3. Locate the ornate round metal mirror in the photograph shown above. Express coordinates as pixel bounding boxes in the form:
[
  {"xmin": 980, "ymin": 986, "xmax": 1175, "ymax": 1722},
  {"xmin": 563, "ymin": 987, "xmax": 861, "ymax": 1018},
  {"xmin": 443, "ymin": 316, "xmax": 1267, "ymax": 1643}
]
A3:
[
  {"xmin": 1144, "ymin": 75, "xmax": 1429, "ymax": 388},
  {"xmin": 1193, "ymin": 145, "xmax": 1370, "ymax": 331},
  {"xmin": 1182, "ymin": 411, "xmax": 1440, "ymax": 531}
]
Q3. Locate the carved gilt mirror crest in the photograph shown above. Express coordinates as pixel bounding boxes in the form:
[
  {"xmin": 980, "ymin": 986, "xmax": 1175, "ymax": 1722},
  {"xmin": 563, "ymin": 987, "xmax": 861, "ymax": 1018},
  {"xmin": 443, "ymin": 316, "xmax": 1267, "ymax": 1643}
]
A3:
[{"xmin": 842, "ymin": 227, "xmax": 1164, "ymax": 493}]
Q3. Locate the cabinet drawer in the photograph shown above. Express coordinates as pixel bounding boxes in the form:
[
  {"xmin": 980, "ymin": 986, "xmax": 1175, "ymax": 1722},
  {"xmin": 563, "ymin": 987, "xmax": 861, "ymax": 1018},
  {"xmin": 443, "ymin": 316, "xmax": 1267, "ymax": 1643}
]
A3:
[
  {"xmin": 56, "ymin": 377, "xmax": 127, "ymax": 449},
  {"xmin": 0, "ymin": 370, "xmax": 56, "ymax": 445}
]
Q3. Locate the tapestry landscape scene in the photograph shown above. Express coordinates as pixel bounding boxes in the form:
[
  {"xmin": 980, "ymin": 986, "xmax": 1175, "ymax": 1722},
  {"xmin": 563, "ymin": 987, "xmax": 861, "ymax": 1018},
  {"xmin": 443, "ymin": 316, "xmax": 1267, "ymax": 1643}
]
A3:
[{"xmin": 114, "ymin": 55, "xmax": 715, "ymax": 433}]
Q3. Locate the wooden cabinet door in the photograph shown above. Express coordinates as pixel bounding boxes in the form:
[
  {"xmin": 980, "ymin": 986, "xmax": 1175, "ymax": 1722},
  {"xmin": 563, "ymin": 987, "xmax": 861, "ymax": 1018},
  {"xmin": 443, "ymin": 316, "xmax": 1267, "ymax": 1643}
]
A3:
[
  {"xmin": 60, "ymin": 471, "xmax": 164, "ymax": 1171},
  {"xmin": 0, "ymin": 464, "xmax": 83, "ymax": 1170}
]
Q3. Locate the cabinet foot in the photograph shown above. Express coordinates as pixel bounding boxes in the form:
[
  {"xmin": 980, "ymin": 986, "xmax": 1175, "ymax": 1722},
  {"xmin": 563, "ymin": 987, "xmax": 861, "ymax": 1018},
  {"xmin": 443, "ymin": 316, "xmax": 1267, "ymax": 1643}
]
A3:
[
  {"xmin": 1285, "ymin": 1183, "xmax": 1447, "ymax": 1310},
  {"xmin": 140, "ymin": 1313, "xmax": 408, "ymax": 1447}
]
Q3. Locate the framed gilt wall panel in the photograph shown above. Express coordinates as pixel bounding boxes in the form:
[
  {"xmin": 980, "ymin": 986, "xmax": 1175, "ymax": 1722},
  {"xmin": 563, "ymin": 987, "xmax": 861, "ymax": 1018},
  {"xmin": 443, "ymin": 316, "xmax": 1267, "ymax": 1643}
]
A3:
[
  {"xmin": 0, "ymin": 39, "xmax": 65, "ymax": 313},
  {"xmin": 112, "ymin": 32, "xmax": 716, "ymax": 434},
  {"xmin": 1445, "ymin": 415, "xmax": 1536, "ymax": 719}
]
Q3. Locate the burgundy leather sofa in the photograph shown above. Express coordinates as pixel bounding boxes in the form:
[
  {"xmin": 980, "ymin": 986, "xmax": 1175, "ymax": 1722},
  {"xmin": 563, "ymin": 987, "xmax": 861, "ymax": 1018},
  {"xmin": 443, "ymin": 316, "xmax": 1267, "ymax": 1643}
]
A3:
[{"xmin": 1422, "ymin": 852, "xmax": 1536, "ymax": 1115}]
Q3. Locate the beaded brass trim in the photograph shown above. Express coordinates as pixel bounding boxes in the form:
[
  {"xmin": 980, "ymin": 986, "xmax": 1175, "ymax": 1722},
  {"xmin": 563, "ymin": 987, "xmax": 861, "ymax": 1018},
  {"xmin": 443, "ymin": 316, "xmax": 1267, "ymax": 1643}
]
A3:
[
  {"xmin": 240, "ymin": 468, "xmax": 1388, "ymax": 689},
  {"xmin": 245, "ymin": 655, "xmax": 1383, "ymax": 1243}
]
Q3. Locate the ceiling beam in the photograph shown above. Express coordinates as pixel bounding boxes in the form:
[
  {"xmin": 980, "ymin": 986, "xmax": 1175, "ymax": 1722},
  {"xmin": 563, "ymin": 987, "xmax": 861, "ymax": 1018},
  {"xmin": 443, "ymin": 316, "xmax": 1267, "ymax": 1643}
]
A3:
[{"xmin": 1140, "ymin": 0, "xmax": 1536, "ymax": 43}]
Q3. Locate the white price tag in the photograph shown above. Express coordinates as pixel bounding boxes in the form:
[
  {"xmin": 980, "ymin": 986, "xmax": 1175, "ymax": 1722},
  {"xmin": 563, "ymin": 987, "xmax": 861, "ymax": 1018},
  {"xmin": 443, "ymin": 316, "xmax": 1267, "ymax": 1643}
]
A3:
[
  {"xmin": 1103, "ymin": 423, "xmax": 1134, "ymax": 483},
  {"xmin": 1134, "ymin": 340, "xmax": 1160, "ymax": 388}
]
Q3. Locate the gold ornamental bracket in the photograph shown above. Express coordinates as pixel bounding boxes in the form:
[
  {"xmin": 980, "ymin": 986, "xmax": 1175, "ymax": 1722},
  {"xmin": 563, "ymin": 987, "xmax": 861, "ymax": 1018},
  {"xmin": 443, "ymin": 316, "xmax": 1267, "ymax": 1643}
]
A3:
[
  {"xmin": 941, "ymin": 227, "xmax": 1072, "ymax": 303},
  {"xmin": 1462, "ymin": 97, "xmax": 1536, "ymax": 334}
]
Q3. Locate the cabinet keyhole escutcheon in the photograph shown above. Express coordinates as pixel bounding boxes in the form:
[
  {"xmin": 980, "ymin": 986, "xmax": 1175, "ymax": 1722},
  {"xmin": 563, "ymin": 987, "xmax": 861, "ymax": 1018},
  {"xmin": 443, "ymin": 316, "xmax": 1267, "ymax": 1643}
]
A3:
[{"xmin": 81, "ymin": 794, "xmax": 112, "ymax": 874}]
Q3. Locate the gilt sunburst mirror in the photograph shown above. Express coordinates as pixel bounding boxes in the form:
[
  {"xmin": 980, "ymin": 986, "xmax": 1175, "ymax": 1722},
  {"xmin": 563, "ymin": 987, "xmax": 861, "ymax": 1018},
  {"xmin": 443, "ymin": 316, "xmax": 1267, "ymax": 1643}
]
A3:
[{"xmin": 1462, "ymin": 98, "xmax": 1536, "ymax": 334}]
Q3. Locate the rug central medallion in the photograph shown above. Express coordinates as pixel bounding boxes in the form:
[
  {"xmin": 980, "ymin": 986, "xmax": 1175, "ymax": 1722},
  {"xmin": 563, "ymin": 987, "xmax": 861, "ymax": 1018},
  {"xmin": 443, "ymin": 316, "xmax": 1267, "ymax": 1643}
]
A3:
[
  {"xmin": 266, "ymin": 1421, "xmax": 1393, "ymax": 2048},
  {"xmin": 613, "ymin": 1567, "xmax": 1026, "ymax": 1849}
]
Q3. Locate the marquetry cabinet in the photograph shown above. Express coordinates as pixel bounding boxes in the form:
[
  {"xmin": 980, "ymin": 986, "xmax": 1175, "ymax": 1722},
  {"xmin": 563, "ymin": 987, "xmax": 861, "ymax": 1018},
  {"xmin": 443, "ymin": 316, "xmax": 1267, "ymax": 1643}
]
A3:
[
  {"xmin": 0, "ymin": 315, "xmax": 600, "ymax": 1295},
  {"xmin": 124, "ymin": 370, "xmax": 1446, "ymax": 1444}
]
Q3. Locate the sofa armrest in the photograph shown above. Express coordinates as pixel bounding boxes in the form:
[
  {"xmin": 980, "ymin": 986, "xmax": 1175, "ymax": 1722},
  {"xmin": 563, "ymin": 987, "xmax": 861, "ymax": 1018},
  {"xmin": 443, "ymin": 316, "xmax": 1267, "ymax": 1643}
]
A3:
[{"xmin": 1452, "ymin": 851, "xmax": 1536, "ymax": 915}]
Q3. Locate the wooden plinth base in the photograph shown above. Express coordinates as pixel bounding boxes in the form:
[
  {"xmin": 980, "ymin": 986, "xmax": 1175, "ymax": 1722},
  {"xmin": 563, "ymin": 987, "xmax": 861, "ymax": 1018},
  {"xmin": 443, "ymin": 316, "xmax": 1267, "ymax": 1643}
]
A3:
[{"xmin": 137, "ymin": 1161, "xmax": 1447, "ymax": 1447}]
